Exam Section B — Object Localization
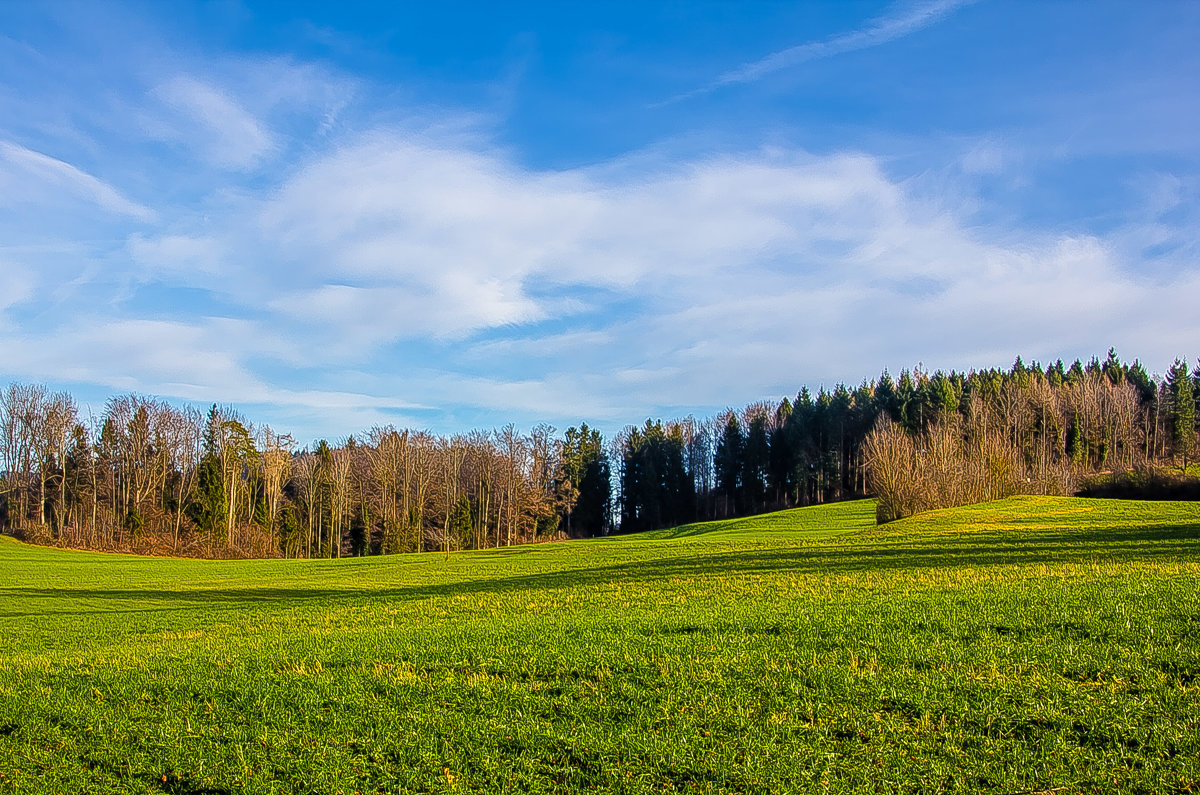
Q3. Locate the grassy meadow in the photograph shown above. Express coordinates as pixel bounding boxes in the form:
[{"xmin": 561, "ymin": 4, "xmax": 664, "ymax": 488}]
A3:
[{"xmin": 1, "ymin": 496, "xmax": 1198, "ymax": 794}]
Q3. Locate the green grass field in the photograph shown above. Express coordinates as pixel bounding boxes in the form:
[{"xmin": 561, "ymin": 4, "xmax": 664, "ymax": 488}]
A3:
[{"xmin": 1, "ymin": 496, "xmax": 1198, "ymax": 794}]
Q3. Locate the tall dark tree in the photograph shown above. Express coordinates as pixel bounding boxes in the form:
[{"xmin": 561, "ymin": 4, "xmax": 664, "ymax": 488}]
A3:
[
  {"xmin": 1066, "ymin": 412, "xmax": 1086, "ymax": 467},
  {"xmin": 1125, "ymin": 359, "xmax": 1156, "ymax": 405},
  {"xmin": 714, "ymin": 414, "xmax": 743, "ymax": 518},
  {"xmin": 1066, "ymin": 359, "xmax": 1085, "ymax": 385},
  {"xmin": 741, "ymin": 411, "xmax": 770, "ymax": 514},
  {"xmin": 768, "ymin": 398, "xmax": 795, "ymax": 508},
  {"xmin": 560, "ymin": 424, "xmax": 611, "ymax": 536},
  {"xmin": 663, "ymin": 423, "xmax": 694, "ymax": 527},
  {"xmin": 875, "ymin": 371, "xmax": 898, "ymax": 424},
  {"xmin": 187, "ymin": 410, "xmax": 228, "ymax": 549},
  {"xmin": 1166, "ymin": 358, "xmax": 1196, "ymax": 470},
  {"xmin": 617, "ymin": 420, "xmax": 693, "ymax": 533},
  {"xmin": 926, "ymin": 372, "xmax": 959, "ymax": 425},
  {"xmin": 1193, "ymin": 360, "xmax": 1200, "ymax": 430},
  {"xmin": 788, "ymin": 388, "xmax": 819, "ymax": 505},
  {"xmin": 1046, "ymin": 360, "xmax": 1066, "ymax": 388}
]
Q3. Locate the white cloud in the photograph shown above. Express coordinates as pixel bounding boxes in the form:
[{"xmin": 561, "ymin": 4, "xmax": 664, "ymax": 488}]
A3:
[
  {"xmin": 0, "ymin": 262, "xmax": 36, "ymax": 330},
  {"xmin": 127, "ymin": 233, "xmax": 228, "ymax": 281},
  {"xmin": 959, "ymin": 140, "xmax": 1012, "ymax": 176},
  {"xmin": 110, "ymin": 124, "xmax": 1200, "ymax": 434},
  {"xmin": 230, "ymin": 138, "xmax": 922, "ymax": 354},
  {"xmin": 0, "ymin": 141, "xmax": 156, "ymax": 221},
  {"xmin": 665, "ymin": 0, "xmax": 976, "ymax": 103},
  {"xmin": 723, "ymin": 0, "xmax": 974, "ymax": 85},
  {"xmin": 2, "ymin": 318, "xmax": 260, "ymax": 395},
  {"xmin": 150, "ymin": 75, "xmax": 276, "ymax": 170}
]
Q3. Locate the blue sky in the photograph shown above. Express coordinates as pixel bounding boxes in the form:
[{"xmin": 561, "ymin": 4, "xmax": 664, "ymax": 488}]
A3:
[{"xmin": 1, "ymin": 0, "xmax": 1198, "ymax": 446}]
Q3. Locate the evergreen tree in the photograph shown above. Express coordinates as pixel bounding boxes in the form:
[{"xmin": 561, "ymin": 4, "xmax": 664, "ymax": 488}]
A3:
[
  {"xmin": 714, "ymin": 414, "xmax": 743, "ymax": 517},
  {"xmin": 1046, "ymin": 359, "xmax": 1066, "ymax": 388},
  {"xmin": 926, "ymin": 372, "xmax": 958, "ymax": 424},
  {"xmin": 1066, "ymin": 359, "xmax": 1085, "ymax": 385},
  {"xmin": 1193, "ymin": 360, "xmax": 1200, "ymax": 430},
  {"xmin": 450, "ymin": 495, "xmax": 472, "ymax": 550},
  {"xmin": 768, "ymin": 398, "xmax": 795, "ymax": 508},
  {"xmin": 875, "ymin": 371, "xmax": 899, "ymax": 424},
  {"xmin": 1010, "ymin": 356, "xmax": 1029, "ymax": 384},
  {"xmin": 789, "ymin": 388, "xmax": 818, "ymax": 505},
  {"xmin": 896, "ymin": 370, "xmax": 918, "ymax": 432},
  {"xmin": 1126, "ymin": 360, "xmax": 1156, "ymax": 405},
  {"xmin": 829, "ymin": 384, "xmax": 854, "ymax": 496},
  {"xmin": 618, "ymin": 427, "xmax": 643, "ymax": 531},
  {"xmin": 635, "ymin": 421, "xmax": 664, "ymax": 531},
  {"xmin": 663, "ymin": 423, "xmax": 694, "ymax": 527},
  {"xmin": 187, "ymin": 452, "xmax": 226, "ymax": 547},
  {"xmin": 560, "ymin": 424, "xmax": 612, "ymax": 536},
  {"xmin": 741, "ymin": 412, "xmax": 769, "ymax": 514},
  {"xmin": 1101, "ymin": 348, "xmax": 1125, "ymax": 386},
  {"xmin": 1166, "ymin": 358, "xmax": 1196, "ymax": 470},
  {"xmin": 849, "ymin": 381, "xmax": 878, "ymax": 495}
]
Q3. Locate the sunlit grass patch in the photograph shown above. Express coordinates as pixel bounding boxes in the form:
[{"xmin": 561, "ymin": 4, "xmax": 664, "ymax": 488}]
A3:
[{"xmin": 1, "ymin": 497, "xmax": 1198, "ymax": 793}]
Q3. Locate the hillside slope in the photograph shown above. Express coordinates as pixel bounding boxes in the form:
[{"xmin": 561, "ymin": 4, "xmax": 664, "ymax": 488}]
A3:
[{"xmin": 1, "ymin": 497, "xmax": 1197, "ymax": 793}]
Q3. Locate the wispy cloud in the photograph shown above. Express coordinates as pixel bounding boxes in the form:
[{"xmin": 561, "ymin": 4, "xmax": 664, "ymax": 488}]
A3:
[
  {"xmin": 0, "ymin": 141, "xmax": 156, "ymax": 221},
  {"xmin": 113, "ymin": 128, "xmax": 1197, "ymax": 419},
  {"xmin": 0, "ymin": 261, "xmax": 35, "ymax": 322},
  {"xmin": 148, "ymin": 75, "xmax": 276, "ymax": 170},
  {"xmin": 664, "ymin": 0, "xmax": 975, "ymax": 104}
]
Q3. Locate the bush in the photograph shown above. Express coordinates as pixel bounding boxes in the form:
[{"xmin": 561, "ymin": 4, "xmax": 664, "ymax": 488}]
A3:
[{"xmin": 864, "ymin": 417, "xmax": 1039, "ymax": 524}]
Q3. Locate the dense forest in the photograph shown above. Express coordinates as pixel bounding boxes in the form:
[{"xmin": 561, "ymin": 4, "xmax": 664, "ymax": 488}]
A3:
[{"xmin": 1, "ymin": 351, "xmax": 1197, "ymax": 556}]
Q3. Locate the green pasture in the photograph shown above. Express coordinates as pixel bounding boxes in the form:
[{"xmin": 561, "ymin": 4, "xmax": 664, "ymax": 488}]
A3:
[{"xmin": 1, "ymin": 496, "xmax": 1198, "ymax": 794}]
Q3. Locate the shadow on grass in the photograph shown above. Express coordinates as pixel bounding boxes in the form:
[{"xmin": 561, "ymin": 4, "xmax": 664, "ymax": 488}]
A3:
[{"xmin": 2, "ymin": 521, "xmax": 1197, "ymax": 617}]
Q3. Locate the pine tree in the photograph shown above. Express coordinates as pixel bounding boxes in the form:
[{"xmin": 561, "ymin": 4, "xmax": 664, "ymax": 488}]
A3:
[
  {"xmin": 714, "ymin": 414, "xmax": 743, "ymax": 517},
  {"xmin": 1101, "ymin": 348, "xmax": 1125, "ymax": 385},
  {"xmin": 1126, "ymin": 360, "xmax": 1156, "ymax": 405},
  {"xmin": 1166, "ymin": 358, "xmax": 1196, "ymax": 471},
  {"xmin": 560, "ymin": 424, "xmax": 611, "ymax": 536},
  {"xmin": 768, "ymin": 398, "xmax": 795, "ymax": 508},
  {"xmin": 875, "ymin": 371, "xmax": 899, "ymax": 423},
  {"xmin": 741, "ymin": 412, "xmax": 769, "ymax": 514},
  {"xmin": 927, "ymin": 372, "xmax": 959, "ymax": 424},
  {"xmin": 187, "ymin": 452, "xmax": 227, "ymax": 547},
  {"xmin": 1193, "ymin": 360, "xmax": 1200, "ymax": 431},
  {"xmin": 896, "ymin": 370, "xmax": 918, "ymax": 432}
]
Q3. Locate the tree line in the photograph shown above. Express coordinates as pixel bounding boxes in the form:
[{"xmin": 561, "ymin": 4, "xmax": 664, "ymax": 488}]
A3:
[
  {"xmin": 2, "ymin": 350, "xmax": 1197, "ymax": 554},
  {"xmin": 861, "ymin": 354, "xmax": 1198, "ymax": 521},
  {"xmin": 0, "ymin": 391, "xmax": 611, "ymax": 556},
  {"xmin": 611, "ymin": 351, "xmax": 1198, "ymax": 529}
]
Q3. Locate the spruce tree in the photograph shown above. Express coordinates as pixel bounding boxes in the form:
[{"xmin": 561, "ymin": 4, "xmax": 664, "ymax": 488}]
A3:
[
  {"xmin": 741, "ymin": 412, "xmax": 770, "ymax": 514},
  {"xmin": 1166, "ymin": 359, "xmax": 1196, "ymax": 471},
  {"xmin": 896, "ymin": 370, "xmax": 918, "ymax": 432},
  {"xmin": 186, "ymin": 406, "xmax": 228, "ymax": 548},
  {"xmin": 768, "ymin": 398, "xmax": 795, "ymax": 507},
  {"xmin": 1193, "ymin": 360, "xmax": 1200, "ymax": 431},
  {"xmin": 187, "ymin": 453, "xmax": 227, "ymax": 547},
  {"xmin": 875, "ymin": 371, "xmax": 899, "ymax": 423},
  {"xmin": 1126, "ymin": 360, "xmax": 1156, "ymax": 405},
  {"xmin": 714, "ymin": 414, "xmax": 743, "ymax": 517},
  {"xmin": 561, "ymin": 424, "xmax": 612, "ymax": 536}
]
